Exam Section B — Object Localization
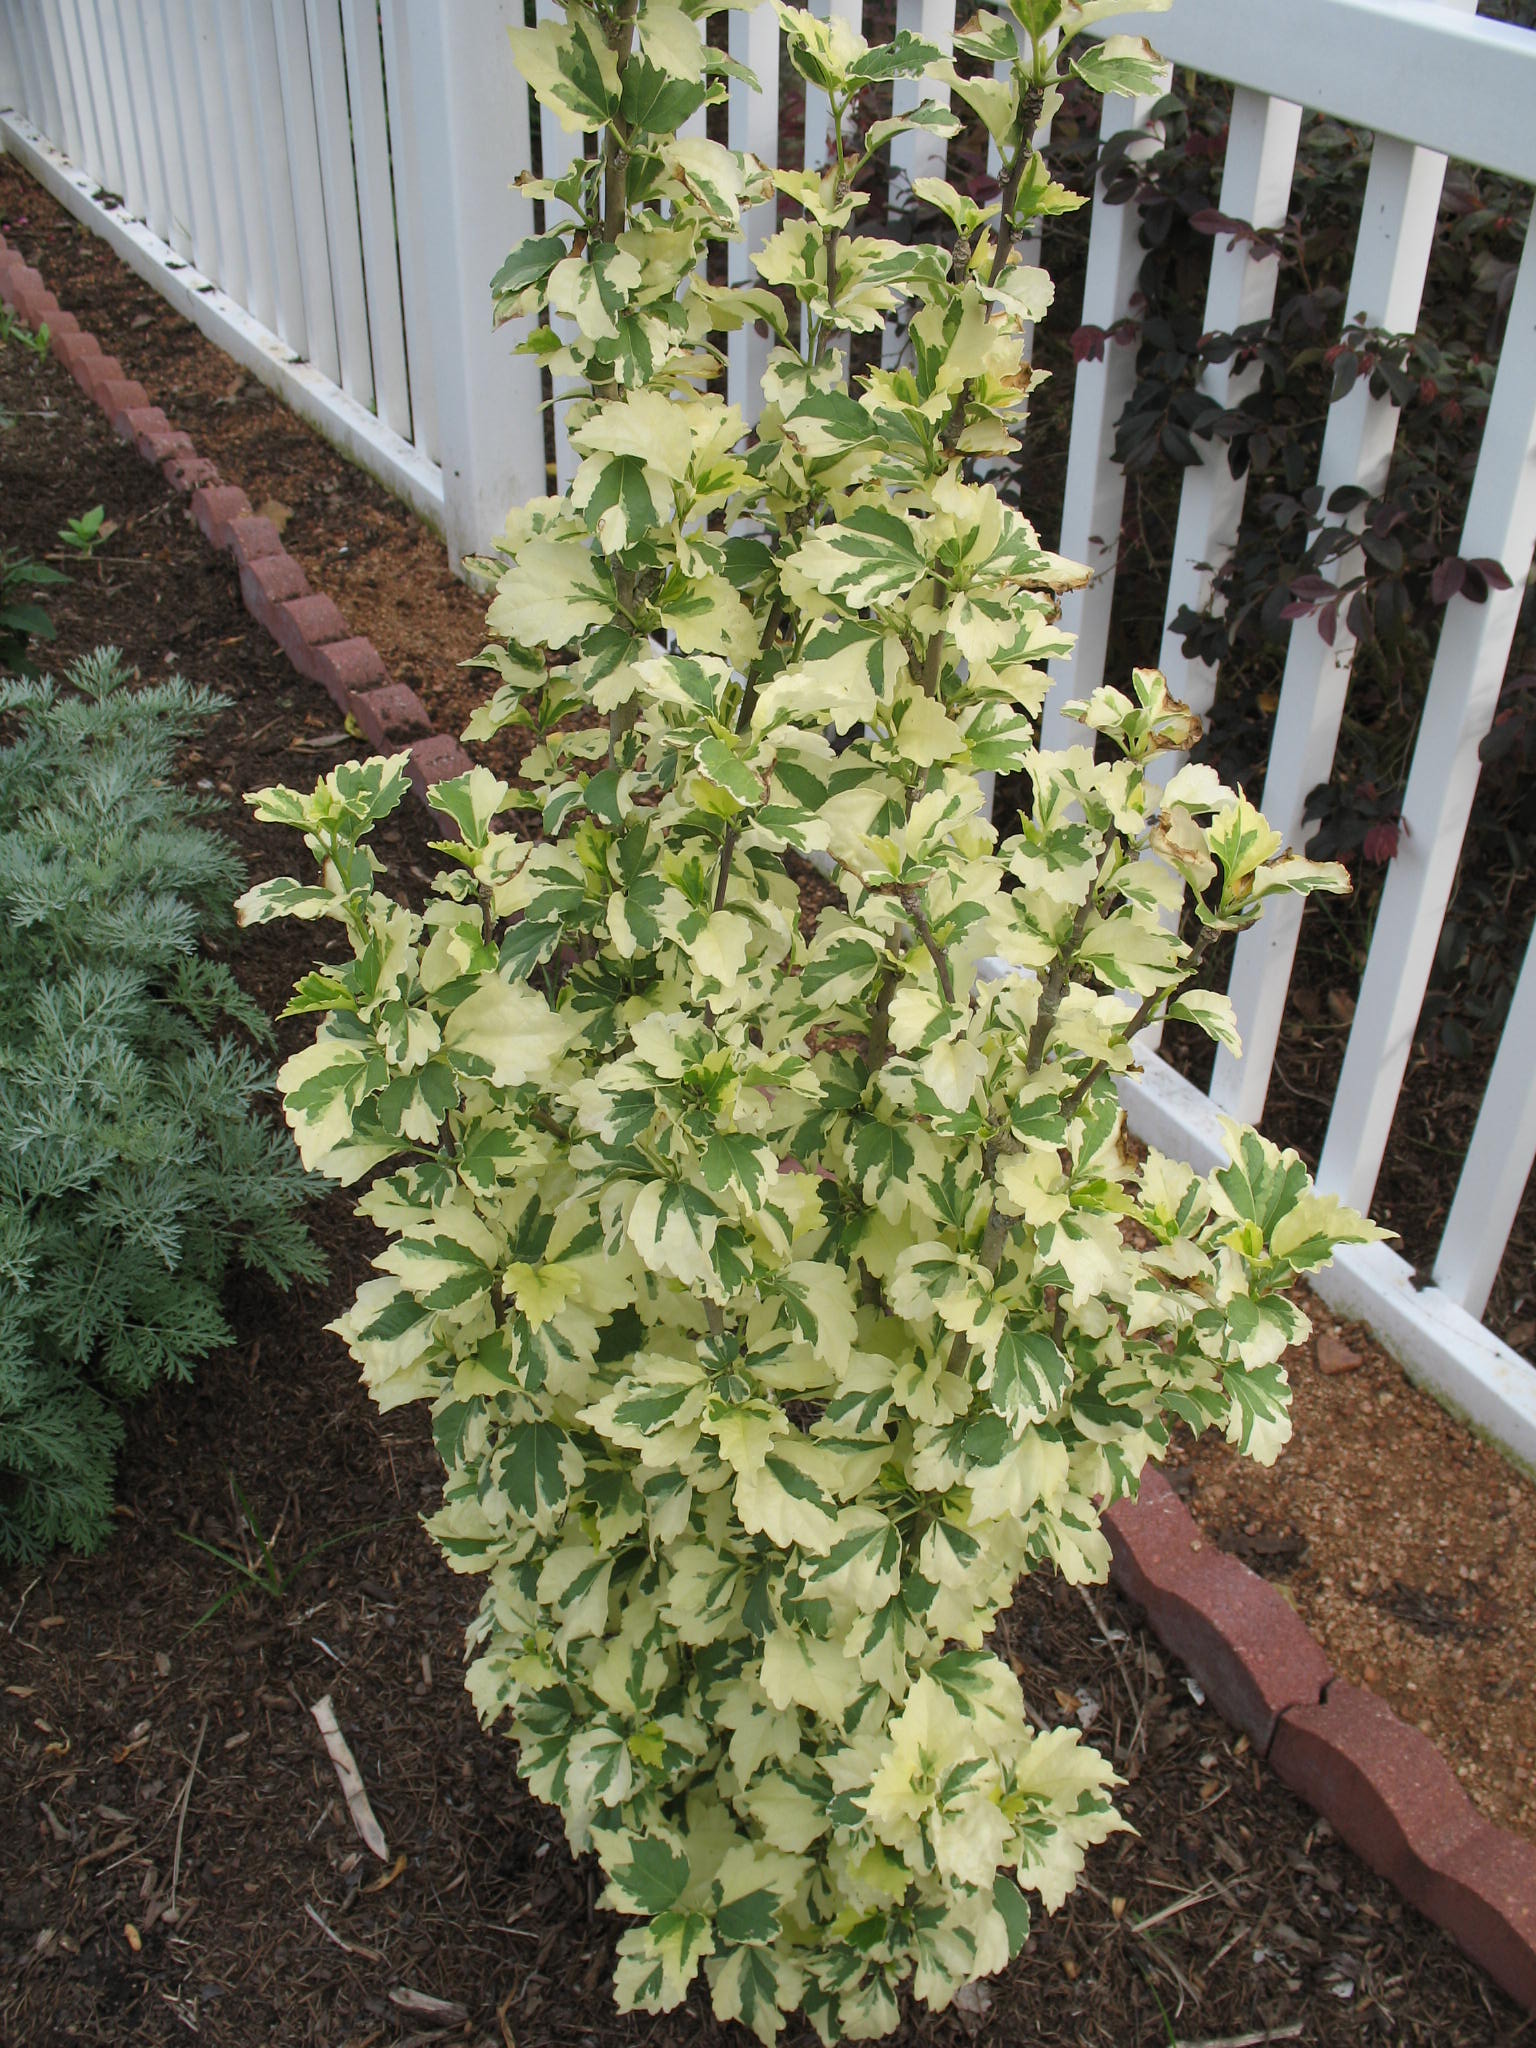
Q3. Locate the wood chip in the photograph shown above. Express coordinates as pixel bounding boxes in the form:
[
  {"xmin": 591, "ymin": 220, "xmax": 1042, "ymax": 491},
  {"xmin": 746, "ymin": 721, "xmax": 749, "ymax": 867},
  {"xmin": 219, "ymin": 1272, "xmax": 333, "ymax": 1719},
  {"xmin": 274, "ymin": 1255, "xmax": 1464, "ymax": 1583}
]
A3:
[
  {"xmin": 389, "ymin": 1986, "xmax": 468, "ymax": 2022},
  {"xmin": 1316, "ymin": 1333, "xmax": 1363, "ymax": 1374},
  {"xmin": 310, "ymin": 1694, "xmax": 387, "ymax": 1861}
]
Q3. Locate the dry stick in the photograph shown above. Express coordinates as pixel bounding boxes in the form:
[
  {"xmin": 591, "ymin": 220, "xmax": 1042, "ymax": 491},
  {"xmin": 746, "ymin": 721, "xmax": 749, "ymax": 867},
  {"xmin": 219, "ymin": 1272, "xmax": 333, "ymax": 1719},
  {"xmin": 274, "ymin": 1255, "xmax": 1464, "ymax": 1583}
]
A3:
[
  {"xmin": 1171, "ymin": 2030, "xmax": 1305, "ymax": 2048},
  {"xmin": 168, "ymin": 1711, "xmax": 208, "ymax": 1913}
]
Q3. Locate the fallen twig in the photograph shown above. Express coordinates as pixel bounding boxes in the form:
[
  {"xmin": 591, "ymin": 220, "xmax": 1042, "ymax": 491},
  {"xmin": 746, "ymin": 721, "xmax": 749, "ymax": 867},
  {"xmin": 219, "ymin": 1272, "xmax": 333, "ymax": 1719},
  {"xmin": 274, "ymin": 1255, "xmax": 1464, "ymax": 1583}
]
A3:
[
  {"xmin": 303, "ymin": 1899, "xmax": 384, "ymax": 1962},
  {"xmin": 169, "ymin": 1713, "xmax": 208, "ymax": 1912},
  {"xmin": 1171, "ymin": 2026, "xmax": 1305, "ymax": 2048},
  {"xmin": 310, "ymin": 1693, "xmax": 388, "ymax": 1860}
]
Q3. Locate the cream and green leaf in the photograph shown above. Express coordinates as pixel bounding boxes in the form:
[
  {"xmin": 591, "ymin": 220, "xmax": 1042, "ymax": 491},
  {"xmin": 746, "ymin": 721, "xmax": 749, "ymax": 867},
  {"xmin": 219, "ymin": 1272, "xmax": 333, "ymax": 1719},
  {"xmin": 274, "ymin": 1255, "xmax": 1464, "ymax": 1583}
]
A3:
[{"xmin": 244, "ymin": 0, "xmax": 1381, "ymax": 2038}]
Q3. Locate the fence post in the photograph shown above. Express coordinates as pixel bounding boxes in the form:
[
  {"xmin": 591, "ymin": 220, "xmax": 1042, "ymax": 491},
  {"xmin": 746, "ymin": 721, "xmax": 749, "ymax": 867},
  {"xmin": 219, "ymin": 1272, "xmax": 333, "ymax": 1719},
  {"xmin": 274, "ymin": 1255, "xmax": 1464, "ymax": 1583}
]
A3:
[{"xmin": 399, "ymin": 0, "xmax": 547, "ymax": 568}]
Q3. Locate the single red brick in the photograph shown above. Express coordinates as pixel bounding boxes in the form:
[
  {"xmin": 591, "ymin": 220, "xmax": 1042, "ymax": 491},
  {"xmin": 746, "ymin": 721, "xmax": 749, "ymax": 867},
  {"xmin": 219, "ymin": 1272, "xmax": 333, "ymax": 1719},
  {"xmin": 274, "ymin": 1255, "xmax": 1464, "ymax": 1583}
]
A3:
[
  {"xmin": 275, "ymin": 592, "xmax": 350, "ymax": 661},
  {"xmin": 1271, "ymin": 1685, "xmax": 1483, "ymax": 1904},
  {"xmin": 163, "ymin": 452, "xmax": 222, "ymax": 494},
  {"xmin": 407, "ymin": 733, "xmax": 474, "ymax": 798},
  {"xmin": 1105, "ymin": 1468, "xmax": 1333, "ymax": 1753},
  {"xmin": 3, "ymin": 261, "xmax": 43, "ymax": 295},
  {"xmin": 98, "ymin": 379, "xmax": 151, "ymax": 431},
  {"xmin": 44, "ymin": 308, "xmax": 81, "ymax": 345},
  {"xmin": 78, "ymin": 354, "xmax": 126, "ymax": 401},
  {"xmin": 308, "ymin": 636, "xmax": 387, "ymax": 711},
  {"xmin": 351, "ymin": 682, "xmax": 433, "ymax": 752},
  {"xmin": 53, "ymin": 330, "xmax": 104, "ymax": 380},
  {"xmin": 1420, "ymin": 1824, "xmax": 1536, "ymax": 2014},
  {"xmin": 190, "ymin": 484, "xmax": 254, "ymax": 549},
  {"xmin": 15, "ymin": 287, "xmax": 61, "ymax": 330},
  {"xmin": 117, "ymin": 403, "xmax": 169, "ymax": 448},
  {"xmin": 226, "ymin": 514, "xmax": 284, "ymax": 568},
  {"xmin": 139, "ymin": 427, "xmax": 195, "ymax": 465},
  {"xmin": 239, "ymin": 553, "xmax": 311, "ymax": 636}
]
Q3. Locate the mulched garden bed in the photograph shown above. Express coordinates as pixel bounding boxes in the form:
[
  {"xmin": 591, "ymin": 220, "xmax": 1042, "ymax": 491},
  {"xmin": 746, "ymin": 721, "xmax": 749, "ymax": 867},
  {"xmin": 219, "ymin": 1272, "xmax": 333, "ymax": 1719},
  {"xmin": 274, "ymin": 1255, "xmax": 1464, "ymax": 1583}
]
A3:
[{"xmin": 1, "ymin": 157, "xmax": 1533, "ymax": 2046}]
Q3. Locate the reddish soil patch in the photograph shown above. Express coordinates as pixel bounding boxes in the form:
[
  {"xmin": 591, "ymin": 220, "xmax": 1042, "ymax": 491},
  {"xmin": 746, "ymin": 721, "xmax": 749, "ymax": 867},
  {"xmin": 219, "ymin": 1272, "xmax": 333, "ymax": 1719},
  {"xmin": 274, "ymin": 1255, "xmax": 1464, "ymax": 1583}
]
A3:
[{"xmin": 0, "ymin": 159, "xmax": 1532, "ymax": 2047}]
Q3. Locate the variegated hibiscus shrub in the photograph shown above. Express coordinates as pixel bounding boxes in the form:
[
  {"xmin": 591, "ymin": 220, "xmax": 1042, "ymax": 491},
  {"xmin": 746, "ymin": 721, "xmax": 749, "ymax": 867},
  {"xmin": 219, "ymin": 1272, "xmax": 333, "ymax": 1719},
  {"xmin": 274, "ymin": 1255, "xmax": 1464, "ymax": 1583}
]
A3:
[{"xmin": 241, "ymin": 1, "xmax": 1382, "ymax": 2038}]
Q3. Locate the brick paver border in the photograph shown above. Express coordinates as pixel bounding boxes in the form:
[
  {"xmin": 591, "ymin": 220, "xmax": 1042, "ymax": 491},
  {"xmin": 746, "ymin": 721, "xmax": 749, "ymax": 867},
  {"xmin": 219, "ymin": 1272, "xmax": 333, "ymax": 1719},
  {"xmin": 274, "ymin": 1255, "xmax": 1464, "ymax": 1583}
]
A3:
[{"xmin": 0, "ymin": 233, "xmax": 472, "ymax": 807}]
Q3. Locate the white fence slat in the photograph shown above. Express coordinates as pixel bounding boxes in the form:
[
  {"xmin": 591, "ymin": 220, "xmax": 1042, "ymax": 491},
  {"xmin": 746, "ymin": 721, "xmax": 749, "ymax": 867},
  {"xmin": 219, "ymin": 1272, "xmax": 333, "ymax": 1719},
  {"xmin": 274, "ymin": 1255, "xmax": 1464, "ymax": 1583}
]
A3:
[
  {"xmin": 185, "ymin": 0, "xmax": 247, "ymax": 303},
  {"xmin": 79, "ymin": 0, "xmax": 129, "ymax": 202},
  {"xmin": 377, "ymin": 0, "xmax": 437, "ymax": 462},
  {"xmin": 887, "ymin": 0, "xmax": 953, "ymax": 194},
  {"xmin": 2, "ymin": 2, "xmax": 43, "ymax": 126},
  {"xmin": 162, "ymin": 0, "xmax": 216, "ymax": 271},
  {"xmin": 1433, "ymin": 921, "xmax": 1536, "ymax": 1321},
  {"xmin": 98, "ymin": 0, "xmax": 147, "ymax": 219},
  {"xmin": 727, "ymin": 0, "xmax": 780, "ymax": 424},
  {"xmin": 217, "ymin": 0, "xmax": 276, "ymax": 332},
  {"xmin": 880, "ymin": 0, "xmax": 954, "ymax": 373},
  {"xmin": 1209, "ymin": 131, "xmax": 1452, "ymax": 1125},
  {"xmin": 269, "ymin": 0, "xmax": 339, "ymax": 382},
  {"xmin": 146, "ymin": 0, "xmax": 194, "ymax": 260},
  {"xmin": 305, "ymin": 0, "xmax": 374, "ymax": 408},
  {"xmin": 126, "ymin": 0, "xmax": 176, "ymax": 250},
  {"xmin": 1153, "ymin": 87, "xmax": 1301, "ymax": 756},
  {"xmin": 535, "ymin": 0, "xmax": 584, "ymax": 495},
  {"xmin": 241, "ymin": 0, "xmax": 308, "ymax": 355},
  {"xmin": 340, "ymin": 0, "xmax": 411, "ymax": 441},
  {"xmin": 1316, "ymin": 229, "xmax": 1536, "ymax": 1217},
  {"xmin": 400, "ymin": 0, "xmax": 547, "ymax": 561},
  {"xmin": 116, "ymin": 4, "xmax": 163, "ymax": 235},
  {"xmin": 801, "ymin": 0, "xmax": 858, "ymax": 182},
  {"xmin": 35, "ymin": 4, "xmax": 81, "ymax": 165},
  {"xmin": 1040, "ymin": 79, "xmax": 1169, "ymax": 753},
  {"xmin": 56, "ymin": 0, "xmax": 106, "ymax": 185}
]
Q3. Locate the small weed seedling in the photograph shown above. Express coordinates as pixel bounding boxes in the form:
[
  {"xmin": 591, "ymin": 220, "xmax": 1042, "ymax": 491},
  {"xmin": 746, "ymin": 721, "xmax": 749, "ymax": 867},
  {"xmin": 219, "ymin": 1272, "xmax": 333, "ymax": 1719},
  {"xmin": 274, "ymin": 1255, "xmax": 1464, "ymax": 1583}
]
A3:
[
  {"xmin": 57, "ymin": 505, "xmax": 115, "ymax": 560},
  {"xmin": 177, "ymin": 1473, "xmax": 385, "ymax": 1629},
  {"xmin": 0, "ymin": 305, "xmax": 50, "ymax": 358}
]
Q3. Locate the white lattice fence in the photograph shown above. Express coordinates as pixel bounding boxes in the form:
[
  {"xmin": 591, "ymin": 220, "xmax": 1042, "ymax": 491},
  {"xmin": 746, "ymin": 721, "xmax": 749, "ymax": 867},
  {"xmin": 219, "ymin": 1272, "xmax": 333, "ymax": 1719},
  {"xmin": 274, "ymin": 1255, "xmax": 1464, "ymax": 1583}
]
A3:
[{"xmin": 1, "ymin": 0, "xmax": 1533, "ymax": 1463}]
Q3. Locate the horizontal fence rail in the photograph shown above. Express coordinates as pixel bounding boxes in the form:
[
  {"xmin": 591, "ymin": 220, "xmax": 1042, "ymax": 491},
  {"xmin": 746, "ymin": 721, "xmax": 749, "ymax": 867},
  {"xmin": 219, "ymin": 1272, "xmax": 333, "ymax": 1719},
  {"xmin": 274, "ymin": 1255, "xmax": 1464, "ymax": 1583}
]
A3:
[{"xmin": 0, "ymin": 0, "xmax": 1532, "ymax": 1465}]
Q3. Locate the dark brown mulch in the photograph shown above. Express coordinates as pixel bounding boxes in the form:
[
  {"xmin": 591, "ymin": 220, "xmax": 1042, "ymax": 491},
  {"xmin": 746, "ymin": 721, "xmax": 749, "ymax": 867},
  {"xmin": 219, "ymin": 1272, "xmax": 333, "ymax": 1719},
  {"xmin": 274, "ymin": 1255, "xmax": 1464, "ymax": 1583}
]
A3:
[{"xmin": 1, "ymin": 176, "xmax": 1531, "ymax": 2048}]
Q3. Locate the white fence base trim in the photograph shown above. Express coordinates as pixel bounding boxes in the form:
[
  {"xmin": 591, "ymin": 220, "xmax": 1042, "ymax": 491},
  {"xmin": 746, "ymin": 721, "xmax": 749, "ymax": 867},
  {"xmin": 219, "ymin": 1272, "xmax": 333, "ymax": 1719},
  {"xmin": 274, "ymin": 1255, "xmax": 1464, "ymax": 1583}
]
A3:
[
  {"xmin": 1120, "ymin": 1044, "xmax": 1536, "ymax": 1478},
  {"xmin": 0, "ymin": 112, "xmax": 446, "ymax": 535}
]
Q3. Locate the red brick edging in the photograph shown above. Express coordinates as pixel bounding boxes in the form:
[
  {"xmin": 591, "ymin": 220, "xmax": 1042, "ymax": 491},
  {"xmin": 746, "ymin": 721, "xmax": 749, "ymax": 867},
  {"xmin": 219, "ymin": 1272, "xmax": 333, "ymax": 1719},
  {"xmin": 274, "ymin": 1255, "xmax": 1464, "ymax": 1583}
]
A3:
[
  {"xmin": 0, "ymin": 236, "xmax": 473, "ymax": 806},
  {"xmin": 1107, "ymin": 1469, "xmax": 1536, "ymax": 2013},
  {"xmin": 4, "ymin": 229, "xmax": 1533, "ymax": 2024}
]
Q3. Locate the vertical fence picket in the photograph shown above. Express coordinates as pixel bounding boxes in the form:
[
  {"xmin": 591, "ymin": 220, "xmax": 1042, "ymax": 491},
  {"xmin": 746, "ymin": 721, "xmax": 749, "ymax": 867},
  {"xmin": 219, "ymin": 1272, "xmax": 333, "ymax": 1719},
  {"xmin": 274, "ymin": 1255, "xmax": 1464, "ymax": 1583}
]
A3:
[
  {"xmin": 2, "ymin": 2, "xmax": 44, "ymax": 126},
  {"xmin": 213, "ymin": 0, "xmax": 276, "ymax": 332},
  {"xmin": 378, "ymin": 0, "xmax": 438, "ymax": 463},
  {"xmin": 1315, "ymin": 230, "xmax": 1536, "ymax": 1217},
  {"xmin": 800, "ymin": 0, "xmax": 849, "ymax": 181},
  {"xmin": 123, "ymin": 0, "xmax": 174, "ymax": 248},
  {"xmin": 535, "ymin": 0, "xmax": 584, "ymax": 495},
  {"xmin": 55, "ymin": 0, "xmax": 105, "ymax": 185},
  {"xmin": 167, "ymin": 0, "xmax": 220, "ymax": 277},
  {"xmin": 96, "ymin": 0, "xmax": 146, "ymax": 218},
  {"xmin": 1432, "ymin": 918, "xmax": 1536, "ymax": 1320},
  {"xmin": 340, "ymin": 0, "xmax": 411, "ymax": 441},
  {"xmin": 727, "ymin": 0, "xmax": 780, "ymax": 424},
  {"xmin": 1209, "ymin": 133, "xmax": 1453, "ymax": 1125},
  {"xmin": 185, "ymin": 0, "xmax": 247, "ymax": 301},
  {"xmin": 1152, "ymin": 86, "xmax": 1300, "ymax": 766},
  {"xmin": 886, "ymin": 0, "xmax": 953, "ymax": 193},
  {"xmin": 269, "ymin": 0, "xmax": 339, "ymax": 381},
  {"xmin": 140, "ymin": 0, "xmax": 191, "ymax": 258},
  {"xmin": 304, "ymin": 0, "xmax": 374, "ymax": 408},
  {"xmin": 1040, "ymin": 79, "xmax": 1169, "ymax": 751},
  {"xmin": 241, "ymin": 0, "xmax": 307, "ymax": 355},
  {"xmin": 879, "ymin": 0, "xmax": 953, "ymax": 372}
]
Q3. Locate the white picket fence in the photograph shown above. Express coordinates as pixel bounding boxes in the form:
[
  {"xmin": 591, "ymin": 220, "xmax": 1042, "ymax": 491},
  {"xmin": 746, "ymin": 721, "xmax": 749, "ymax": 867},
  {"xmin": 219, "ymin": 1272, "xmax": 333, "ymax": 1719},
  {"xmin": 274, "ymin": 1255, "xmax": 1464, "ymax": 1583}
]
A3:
[{"xmin": 0, "ymin": 0, "xmax": 1533, "ymax": 1467}]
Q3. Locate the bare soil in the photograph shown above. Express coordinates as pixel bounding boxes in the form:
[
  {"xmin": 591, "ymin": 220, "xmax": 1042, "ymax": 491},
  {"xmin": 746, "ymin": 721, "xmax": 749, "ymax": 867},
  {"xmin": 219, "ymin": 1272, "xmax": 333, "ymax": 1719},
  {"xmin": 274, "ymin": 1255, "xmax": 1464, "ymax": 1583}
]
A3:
[{"xmin": 1, "ymin": 157, "xmax": 1533, "ymax": 2048}]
